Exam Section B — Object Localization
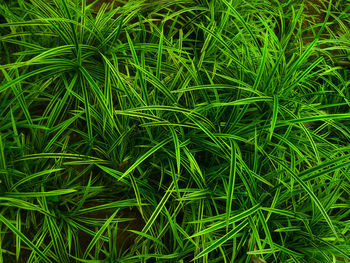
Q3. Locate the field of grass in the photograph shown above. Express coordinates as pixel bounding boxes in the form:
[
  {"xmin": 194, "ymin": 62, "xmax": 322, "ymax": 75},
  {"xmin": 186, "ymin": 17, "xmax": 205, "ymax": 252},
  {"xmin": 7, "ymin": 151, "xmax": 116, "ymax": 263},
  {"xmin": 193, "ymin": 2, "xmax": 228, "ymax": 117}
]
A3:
[{"xmin": 0, "ymin": 0, "xmax": 350, "ymax": 262}]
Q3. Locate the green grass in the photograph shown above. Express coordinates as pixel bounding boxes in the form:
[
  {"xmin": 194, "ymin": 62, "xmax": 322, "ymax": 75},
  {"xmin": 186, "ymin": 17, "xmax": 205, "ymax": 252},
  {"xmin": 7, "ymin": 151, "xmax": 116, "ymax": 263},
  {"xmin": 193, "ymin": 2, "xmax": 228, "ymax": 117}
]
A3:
[{"xmin": 0, "ymin": 0, "xmax": 350, "ymax": 262}]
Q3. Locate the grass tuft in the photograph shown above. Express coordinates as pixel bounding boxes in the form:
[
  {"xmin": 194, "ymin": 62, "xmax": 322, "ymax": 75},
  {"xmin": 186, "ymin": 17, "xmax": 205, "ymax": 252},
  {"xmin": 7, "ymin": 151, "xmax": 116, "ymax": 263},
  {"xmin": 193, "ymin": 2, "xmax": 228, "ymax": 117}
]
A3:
[{"xmin": 0, "ymin": 0, "xmax": 350, "ymax": 262}]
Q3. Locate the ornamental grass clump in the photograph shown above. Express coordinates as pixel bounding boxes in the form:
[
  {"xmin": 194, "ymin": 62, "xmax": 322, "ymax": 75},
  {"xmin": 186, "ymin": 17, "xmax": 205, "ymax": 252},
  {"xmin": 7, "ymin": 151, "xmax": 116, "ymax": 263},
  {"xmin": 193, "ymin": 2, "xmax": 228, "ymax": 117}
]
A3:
[{"xmin": 0, "ymin": 0, "xmax": 349, "ymax": 262}]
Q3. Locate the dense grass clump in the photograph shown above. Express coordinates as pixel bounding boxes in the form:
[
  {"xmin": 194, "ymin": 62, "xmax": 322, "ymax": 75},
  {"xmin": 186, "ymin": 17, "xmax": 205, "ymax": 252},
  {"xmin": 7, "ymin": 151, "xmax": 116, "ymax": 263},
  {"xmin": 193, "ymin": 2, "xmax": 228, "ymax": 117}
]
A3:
[{"xmin": 0, "ymin": 0, "xmax": 350, "ymax": 262}]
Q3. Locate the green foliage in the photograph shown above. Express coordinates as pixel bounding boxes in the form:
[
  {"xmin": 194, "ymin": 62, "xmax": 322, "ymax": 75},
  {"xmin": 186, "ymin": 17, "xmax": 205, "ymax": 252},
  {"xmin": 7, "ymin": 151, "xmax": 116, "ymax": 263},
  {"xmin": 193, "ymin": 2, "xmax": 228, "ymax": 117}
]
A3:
[{"xmin": 0, "ymin": 0, "xmax": 350, "ymax": 262}]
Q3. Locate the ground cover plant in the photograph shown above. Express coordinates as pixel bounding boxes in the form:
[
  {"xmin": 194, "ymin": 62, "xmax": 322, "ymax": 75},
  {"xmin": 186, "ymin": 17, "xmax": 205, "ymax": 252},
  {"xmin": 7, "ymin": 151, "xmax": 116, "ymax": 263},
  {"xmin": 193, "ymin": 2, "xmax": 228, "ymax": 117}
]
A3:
[{"xmin": 0, "ymin": 0, "xmax": 350, "ymax": 262}]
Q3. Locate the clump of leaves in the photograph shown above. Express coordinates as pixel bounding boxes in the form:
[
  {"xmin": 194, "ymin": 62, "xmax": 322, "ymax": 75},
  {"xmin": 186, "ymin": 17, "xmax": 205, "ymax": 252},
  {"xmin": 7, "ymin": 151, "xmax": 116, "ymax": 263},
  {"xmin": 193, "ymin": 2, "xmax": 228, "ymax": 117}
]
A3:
[{"xmin": 0, "ymin": 0, "xmax": 349, "ymax": 262}]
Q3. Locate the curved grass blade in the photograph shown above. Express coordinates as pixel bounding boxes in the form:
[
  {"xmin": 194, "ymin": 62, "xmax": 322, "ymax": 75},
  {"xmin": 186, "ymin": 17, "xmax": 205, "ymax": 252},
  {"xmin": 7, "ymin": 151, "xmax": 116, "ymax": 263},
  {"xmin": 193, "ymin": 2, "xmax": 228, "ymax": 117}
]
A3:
[
  {"xmin": 226, "ymin": 140, "xmax": 237, "ymax": 229},
  {"xmin": 0, "ymin": 214, "xmax": 53, "ymax": 263},
  {"xmin": 121, "ymin": 138, "xmax": 172, "ymax": 180},
  {"xmin": 82, "ymin": 210, "xmax": 119, "ymax": 259},
  {"xmin": 138, "ymin": 182, "xmax": 174, "ymax": 237},
  {"xmin": 193, "ymin": 219, "xmax": 248, "ymax": 260},
  {"xmin": 269, "ymin": 95, "xmax": 279, "ymax": 140},
  {"xmin": 271, "ymin": 156, "xmax": 338, "ymax": 238}
]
